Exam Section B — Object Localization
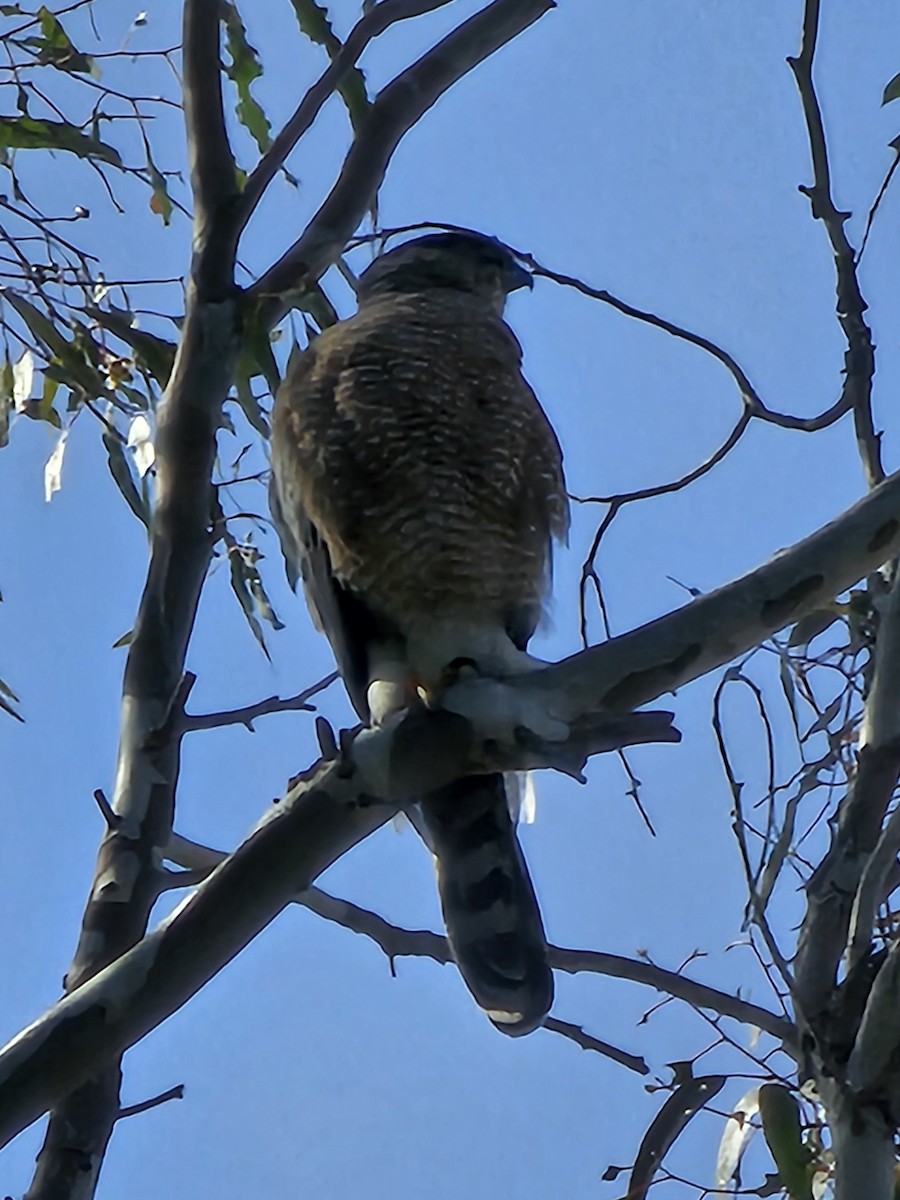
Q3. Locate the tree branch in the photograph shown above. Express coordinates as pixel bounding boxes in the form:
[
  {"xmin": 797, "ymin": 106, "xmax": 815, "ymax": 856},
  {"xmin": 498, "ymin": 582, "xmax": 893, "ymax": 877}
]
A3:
[
  {"xmin": 237, "ymin": 0, "xmax": 456, "ymax": 233},
  {"xmin": 182, "ymin": 0, "xmax": 240, "ymax": 296},
  {"xmin": 180, "ymin": 670, "xmax": 339, "ymax": 732},
  {"xmin": 8, "ymin": 457, "xmax": 900, "ymax": 1152},
  {"xmin": 787, "ymin": 0, "xmax": 881, "ymax": 488},
  {"xmin": 249, "ymin": 0, "xmax": 554, "ymax": 323}
]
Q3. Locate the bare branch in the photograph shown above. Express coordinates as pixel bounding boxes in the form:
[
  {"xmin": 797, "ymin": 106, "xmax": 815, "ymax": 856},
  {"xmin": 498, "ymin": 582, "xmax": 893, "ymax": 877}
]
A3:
[
  {"xmin": 117, "ymin": 1084, "xmax": 184, "ymax": 1121},
  {"xmin": 250, "ymin": 0, "xmax": 554, "ymax": 322},
  {"xmin": 787, "ymin": 0, "xmax": 881, "ymax": 487},
  {"xmin": 180, "ymin": 670, "xmax": 339, "ymax": 732},
  {"xmin": 542, "ymin": 1018, "xmax": 649, "ymax": 1075},
  {"xmin": 535, "ymin": 467, "xmax": 900, "ymax": 718}
]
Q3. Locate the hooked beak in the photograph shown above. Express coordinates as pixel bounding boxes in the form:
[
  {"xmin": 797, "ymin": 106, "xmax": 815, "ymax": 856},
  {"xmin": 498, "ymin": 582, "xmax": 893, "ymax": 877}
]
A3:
[{"xmin": 506, "ymin": 259, "xmax": 534, "ymax": 293}]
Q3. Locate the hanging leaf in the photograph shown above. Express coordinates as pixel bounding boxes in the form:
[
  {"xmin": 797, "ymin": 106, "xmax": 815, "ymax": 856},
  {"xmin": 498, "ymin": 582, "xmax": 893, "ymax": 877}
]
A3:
[
  {"xmin": 0, "ymin": 116, "xmax": 121, "ymax": 165},
  {"xmin": 21, "ymin": 371, "xmax": 61, "ymax": 428},
  {"xmin": 143, "ymin": 136, "xmax": 173, "ymax": 225},
  {"xmin": 715, "ymin": 1086, "xmax": 760, "ymax": 1189},
  {"xmin": 43, "ymin": 430, "xmax": 67, "ymax": 501},
  {"xmin": 758, "ymin": 1084, "xmax": 813, "ymax": 1200},
  {"xmin": 102, "ymin": 430, "xmax": 150, "ymax": 528},
  {"xmin": 225, "ymin": 534, "xmax": 284, "ymax": 658},
  {"xmin": 0, "ymin": 673, "xmax": 23, "ymax": 722},
  {"xmin": 0, "ymin": 353, "xmax": 12, "ymax": 447},
  {"xmin": 11, "ymin": 348, "xmax": 33, "ymax": 409},
  {"xmin": 289, "ymin": 0, "xmax": 371, "ymax": 132},
  {"xmin": 232, "ymin": 360, "xmax": 270, "ymax": 437},
  {"xmin": 628, "ymin": 1075, "xmax": 726, "ymax": 1200},
  {"xmin": 884, "ymin": 72, "xmax": 900, "ymax": 105},
  {"xmin": 221, "ymin": 2, "xmax": 272, "ymax": 154},
  {"xmin": 126, "ymin": 413, "xmax": 155, "ymax": 477},
  {"xmin": 35, "ymin": 6, "xmax": 99, "ymax": 76},
  {"xmin": 3, "ymin": 291, "xmax": 105, "ymax": 400}
]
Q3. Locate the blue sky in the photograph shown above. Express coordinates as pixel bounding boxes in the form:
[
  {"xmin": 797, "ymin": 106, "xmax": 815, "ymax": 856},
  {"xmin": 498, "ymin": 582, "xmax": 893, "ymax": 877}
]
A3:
[{"xmin": 1, "ymin": 2, "xmax": 899, "ymax": 1196}]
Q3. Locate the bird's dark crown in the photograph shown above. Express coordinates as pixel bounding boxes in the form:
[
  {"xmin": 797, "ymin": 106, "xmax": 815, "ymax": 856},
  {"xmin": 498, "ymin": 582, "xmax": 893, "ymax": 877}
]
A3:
[{"xmin": 357, "ymin": 231, "xmax": 532, "ymax": 303}]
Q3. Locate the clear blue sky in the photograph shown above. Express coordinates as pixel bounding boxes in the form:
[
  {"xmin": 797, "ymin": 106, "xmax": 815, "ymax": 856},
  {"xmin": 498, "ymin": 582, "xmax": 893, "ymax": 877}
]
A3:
[{"xmin": 1, "ymin": 2, "xmax": 898, "ymax": 1196}]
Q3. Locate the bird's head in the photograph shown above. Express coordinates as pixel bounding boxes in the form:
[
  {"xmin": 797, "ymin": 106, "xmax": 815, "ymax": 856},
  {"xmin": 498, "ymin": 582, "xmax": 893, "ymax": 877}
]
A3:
[{"xmin": 356, "ymin": 231, "xmax": 532, "ymax": 312}]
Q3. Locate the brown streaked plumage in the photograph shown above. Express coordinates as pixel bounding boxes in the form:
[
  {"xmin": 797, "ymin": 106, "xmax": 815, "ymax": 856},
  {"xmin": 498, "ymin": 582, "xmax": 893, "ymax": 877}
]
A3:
[{"xmin": 270, "ymin": 231, "xmax": 569, "ymax": 1035}]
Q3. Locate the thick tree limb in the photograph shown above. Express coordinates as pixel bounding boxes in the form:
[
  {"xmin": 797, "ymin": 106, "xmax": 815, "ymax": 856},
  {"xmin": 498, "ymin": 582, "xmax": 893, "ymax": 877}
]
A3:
[
  {"xmin": 183, "ymin": 0, "xmax": 240, "ymax": 297},
  {"xmin": 250, "ymin": 0, "xmax": 554, "ymax": 322},
  {"xmin": 25, "ymin": 5, "xmax": 245, "ymax": 1191},
  {"xmin": 527, "ymin": 467, "xmax": 900, "ymax": 717},
  {"xmin": 7, "ymin": 463, "xmax": 900, "ymax": 1154}
]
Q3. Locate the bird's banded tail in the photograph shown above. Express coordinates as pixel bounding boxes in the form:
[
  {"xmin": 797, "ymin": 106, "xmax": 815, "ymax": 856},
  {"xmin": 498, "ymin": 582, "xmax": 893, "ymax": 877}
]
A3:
[{"xmin": 420, "ymin": 773, "xmax": 553, "ymax": 1036}]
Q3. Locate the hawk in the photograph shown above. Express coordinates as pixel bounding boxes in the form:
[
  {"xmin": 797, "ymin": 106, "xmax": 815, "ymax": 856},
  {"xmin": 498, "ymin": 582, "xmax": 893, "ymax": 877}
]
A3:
[{"xmin": 270, "ymin": 231, "xmax": 569, "ymax": 1036}]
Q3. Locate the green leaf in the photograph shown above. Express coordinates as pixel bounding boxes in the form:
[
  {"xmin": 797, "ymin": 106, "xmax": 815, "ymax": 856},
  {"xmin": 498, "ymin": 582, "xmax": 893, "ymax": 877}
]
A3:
[
  {"xmin": 242, "ymin": 298, "xmax": 281, "ymax": 399},
  {"xmin": 233, "ymin": 361, "xmax": 270, "ymax": 437},
  {"xmin": 221, "ymin": 2, "xmax": 272, "ymax": 154},
  {"xmin": 884, "ymin": 72, "xmax": 900, "ymax": 105},
  {"xmin": 758, "ymin": 1084, "xmax": 813, "ymax": 1200},
  {"xmin": 225, "ymin": 535, "xmax": 276, "ymax": 659},
  {"xmin": 0, "ymin": 353, "xmax": 12, "ymax": 447},
  {"xmin": 0, "ymin": 116, "xmax": 121, "ymax": 166},
  {"xmin": 36, "ymin": 5, "xmax": 98, "ymax": 76},
  {"xmin": 102, "ymin": 430, "xmax": 150, "ymax": 529},
  {"xmin": 3, "ymin": 290, "xmax": 105, "ymax": 401},
  {"xmin": 289, "ymin": 0, "xmax": 371, "ymax": 131}
]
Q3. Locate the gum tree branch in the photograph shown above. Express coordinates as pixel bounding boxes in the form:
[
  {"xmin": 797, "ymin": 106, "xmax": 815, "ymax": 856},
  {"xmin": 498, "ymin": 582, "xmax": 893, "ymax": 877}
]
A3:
[
  {"xmin": 250, "ymin": 0, "xmax": 554, "ymax": 323},
  {"xmin": 784, "ymin": 8, "xmax": 893, "ymax": 1196},
  {"xmin": 298, "ymin": 888, "xmax": 794, "ymax": 1046},
  {"xmin": 179, "ymin": 670, "xmax": 339, "ymax": 732},
  {"xmin": 6, "ymin": 465, "xmax": 898, "ymax": 1143},
  {"xmin": 237, "ymin": 0, "xmax": 456, "ymax": 232},
  {"xmin": 25, "ymin": 4, "xmax": 244, "ymax": 1195},
  {"xmin": 787, "ymin": 0, "xmax": 881, "ymax": 489},
  {"xmin": 182, "ymin": 0, "xmax": 240, "ymax": 295}
]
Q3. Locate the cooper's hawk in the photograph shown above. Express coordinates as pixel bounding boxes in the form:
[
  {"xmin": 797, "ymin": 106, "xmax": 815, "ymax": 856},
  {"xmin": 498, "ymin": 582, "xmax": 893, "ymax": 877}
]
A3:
[{"xmin": 270, "ymin": 231, "xmax": 569, "ymax": 1036}]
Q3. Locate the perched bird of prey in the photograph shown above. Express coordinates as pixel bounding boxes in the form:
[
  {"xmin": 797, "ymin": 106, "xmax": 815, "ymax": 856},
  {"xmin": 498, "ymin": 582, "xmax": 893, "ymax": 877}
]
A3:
[{"xmin": 270, "ymin": 231, "xmax": 569, "ymax": 1036}]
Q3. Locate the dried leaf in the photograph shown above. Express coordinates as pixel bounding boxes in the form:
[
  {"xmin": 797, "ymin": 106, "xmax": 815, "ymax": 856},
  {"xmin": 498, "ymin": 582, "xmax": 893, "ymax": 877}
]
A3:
[
  {"xmin": 12, "ymin": 348, "xmax": 33, "ymax": 409},
  {"xmin": 43, "ymin": 430, "xmax": 67, "ymax": 502},
  {"xmin": 715, "ymin": 1086, "xmax": 760, "ymax": 1188},
  {"xmin": 126, "ymin": 413, "xmax": 155, "ymax": 477}
]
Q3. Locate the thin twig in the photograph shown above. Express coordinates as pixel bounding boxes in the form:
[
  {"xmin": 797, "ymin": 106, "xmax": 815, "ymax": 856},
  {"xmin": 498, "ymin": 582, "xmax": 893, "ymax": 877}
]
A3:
[
  {"xmin": 180, "ymin": 670, "xmax": 338, "ymax": 732},
  {"xmin": 117, "ymin": 1084, "xmax": 184, "ymax": 1121},
  {"xmin": 543, "ymin": 1017, "xmax": 648, "ymax": 1075}
]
